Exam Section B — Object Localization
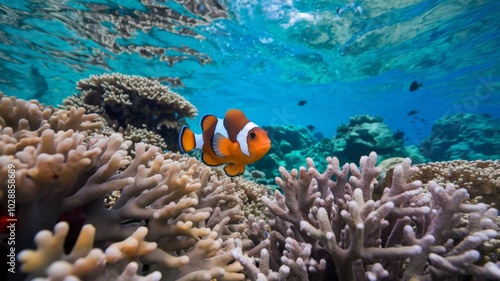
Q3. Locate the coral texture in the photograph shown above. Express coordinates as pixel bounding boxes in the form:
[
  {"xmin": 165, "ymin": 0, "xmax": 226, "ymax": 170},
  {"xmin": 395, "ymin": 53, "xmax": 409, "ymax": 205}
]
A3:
[
  {"xmin": 250, "ymin": 125, "xmax": 318, "ymax": 182},
  {"xmin": 0, "ymin": 94, "xmax": 248, "ymax": 280},
  {"xmin": 331, "ymin": 115, "xmax": 410, "ymax": 163},
  {"xmin": 241, "ymin": 152, "xmax": 500, "ymax": 280},
  {"xmin": 384, "ymin": 159, "xmax": 500, "ymax": 204},
  {"xmin": 420, "ymin": 113, "xmax": 500, "ymax": 161},
  {"xmin": 18, "ymin": 222, "xmax": 162, "ymax": 281},
  {"xmin": 61, "ymin": 73, "xmax": 198, "ymax": 150}
]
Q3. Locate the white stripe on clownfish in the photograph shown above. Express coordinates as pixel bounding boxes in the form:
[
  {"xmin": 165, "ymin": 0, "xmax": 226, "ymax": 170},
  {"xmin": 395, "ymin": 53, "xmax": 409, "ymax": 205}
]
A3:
[
  {"xmin": 212, "ymin": 118, "xmax": 230, "ymax": 158},
  {"xmin": 214, "ymin": 118, "xmax": 229, "ymax": 139},
  {"xmin": 194, "ymin": 133, "xmax": 204, "ymax": 149},
  {"xmin": 195, "ymin": 117, "xmax": 228, "ymax": 150},
  {"xmin": 237, "ymin": 122, "xmax": 258, "ymax": 157}
]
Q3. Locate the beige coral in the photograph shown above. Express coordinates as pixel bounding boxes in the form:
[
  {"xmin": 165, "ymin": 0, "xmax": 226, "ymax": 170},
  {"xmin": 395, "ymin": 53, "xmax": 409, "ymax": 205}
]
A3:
[
  {"xmin": 0, "ymin": 92, "xmax": 102, "ymax": 154},
  {"xmin": 0, "ymin": 94, "xmax": 257, "ymax": 280},
  {"xmin": 120, "ymin": 125, "xmax": 167, "ymax": 151},
  {"xmin": 15, "ymin": 144, "xmax": 251, "ymax": 279},
  {"xmin": 231, "ymin": 176, "xmax": 270, "ymax": 220},
  {"xmin": 18, "ymin": 222, "xmax": 161, "ymax": 280},
  {"xmin": 61, "ymin": 73, "xmax": 197, "ymax": 150},
  {"xmin": 383, "ymin": 159, "xmax": 500, "ymax": 204}
]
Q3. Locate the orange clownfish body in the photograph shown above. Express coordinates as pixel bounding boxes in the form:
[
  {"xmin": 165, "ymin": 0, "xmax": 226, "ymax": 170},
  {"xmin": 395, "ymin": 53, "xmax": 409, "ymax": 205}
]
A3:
[{"xmin": 179, "ymin": 109, "xmax": 271, "ymax": 176}]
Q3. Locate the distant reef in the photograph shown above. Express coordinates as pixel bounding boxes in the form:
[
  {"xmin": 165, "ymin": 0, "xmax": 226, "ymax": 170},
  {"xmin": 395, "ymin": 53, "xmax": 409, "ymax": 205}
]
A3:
[
  {"xmin": 247, "ymin": 115, "xmax": 423, "ymax": 183},
  {"xmin": 420, "ymin": 113, "xmax": 500, "ymax": 161},
  {"xmin": 247, "ymin": 113, "xmax": 500, "ymax": 184}
]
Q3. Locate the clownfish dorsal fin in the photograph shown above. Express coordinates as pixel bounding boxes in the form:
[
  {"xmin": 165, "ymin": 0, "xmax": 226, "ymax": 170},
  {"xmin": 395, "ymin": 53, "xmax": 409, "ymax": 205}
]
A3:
[
  {"xmin": 201, "ymin": 114, "xmax": 218, "ymax": 132},
  {"xmin": 212, "ymin": 132, "xmax": 233, "ymax": 158},
  {"xmin": 224, "ymin": 109, "xmax": 250, "ymax": 141}
]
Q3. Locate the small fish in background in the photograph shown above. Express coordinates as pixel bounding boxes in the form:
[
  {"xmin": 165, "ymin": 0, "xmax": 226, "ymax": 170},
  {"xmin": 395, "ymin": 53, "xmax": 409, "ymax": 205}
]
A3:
[
  {"xmin": 407, "ymin": 110, "xmax": 419, "ymax": 116},
  {"xmin": 409, "ymin": 81, "xmax": 423, "ymax": 91},
  {"xmin": 298, "ymin": 100, "xmax": 307, "ymax": 106},
  {"xmin": 307, "ymin": 125, "xmax": 316, "ymax": 131},
  {"xmin": 394, "ymin": 131, "xmax": 405, "ymax": 140},
  {"xmin": 179, "ymin": 109, "xmax": 271, "ymax": 176}
]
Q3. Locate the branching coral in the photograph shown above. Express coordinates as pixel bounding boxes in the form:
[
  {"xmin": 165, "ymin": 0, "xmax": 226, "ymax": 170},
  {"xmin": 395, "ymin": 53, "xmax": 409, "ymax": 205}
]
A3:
[
  {"xmin": 0, "ymin": 94, "xmax": 254, "ymax": 280},
  {"xmin": 11, "ymin": 138, "xmax": 248, "ymax": 280},
  {"xmin": 18, "ymin": 222, "xmax": 161, "ymax": 280},
  {"xmin": 0, "ymin": 92, "xmax": 102, "ymax": 145},
  {"xmin": 61, "ymin": 73, "xmax": 198, "ymax": 151},
  {"xmin": 241, "ymin": 152, "xmax": 500, "ymax": 280},
  {"xmin": 3, "ymin": 94, "xmax": 499, "ymax": 280},
  {"xmin": 0, "ymin": 93, "xmax": 104, "ymax": 249},
  {"xmin": 11, "ymin": 137, "xmax": 251, "ymax": 279}
]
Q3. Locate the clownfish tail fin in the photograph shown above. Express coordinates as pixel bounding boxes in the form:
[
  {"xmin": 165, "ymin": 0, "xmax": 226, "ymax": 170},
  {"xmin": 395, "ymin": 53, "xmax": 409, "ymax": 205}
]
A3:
[{"xmin": 179, "ymin": 125, "xmax": 196, "ymax": 153}]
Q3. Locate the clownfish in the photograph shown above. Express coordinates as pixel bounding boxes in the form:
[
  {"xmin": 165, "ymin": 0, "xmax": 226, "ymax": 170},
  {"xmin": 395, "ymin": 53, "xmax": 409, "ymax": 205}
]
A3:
[{"xmin": 179, "ymin": 109, "xmax": 271, "ymax": 176}]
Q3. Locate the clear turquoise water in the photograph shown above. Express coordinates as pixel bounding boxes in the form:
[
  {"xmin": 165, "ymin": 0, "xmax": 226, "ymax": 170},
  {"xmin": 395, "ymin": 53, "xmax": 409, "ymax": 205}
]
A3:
[{"xmin": 0, "ymin": 0, "xmax": 498, "ymax": 147}]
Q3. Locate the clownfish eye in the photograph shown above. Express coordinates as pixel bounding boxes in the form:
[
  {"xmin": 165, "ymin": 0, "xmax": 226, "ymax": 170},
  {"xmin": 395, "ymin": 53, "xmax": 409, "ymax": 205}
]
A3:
[{"xmin": 249, "ymin": 132, "xmax": 256, "ymax": 139}]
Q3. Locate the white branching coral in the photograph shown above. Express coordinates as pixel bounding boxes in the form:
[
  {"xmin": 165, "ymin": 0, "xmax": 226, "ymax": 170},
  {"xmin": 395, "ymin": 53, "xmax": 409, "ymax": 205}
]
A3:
[
  {"xmin": 0, "ymin": 94, "xmax": 249, "ymax": 280},
  {"xmin": 243, "ymin": 152, "xmax": 500, "ymax": 280}
]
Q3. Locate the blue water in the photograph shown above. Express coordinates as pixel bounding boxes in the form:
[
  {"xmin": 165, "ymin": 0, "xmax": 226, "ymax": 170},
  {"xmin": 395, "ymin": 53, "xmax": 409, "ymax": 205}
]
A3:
[{"xmin": 0, "ymin": 0, "xmax": 499, "ymax": 147}]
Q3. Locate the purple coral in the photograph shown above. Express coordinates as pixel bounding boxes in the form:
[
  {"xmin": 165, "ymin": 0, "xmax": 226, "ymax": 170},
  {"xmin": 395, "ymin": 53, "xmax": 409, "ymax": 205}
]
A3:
[{"xmin": 244, "ymin": 152, "xmax": 499, "ymax": 280}]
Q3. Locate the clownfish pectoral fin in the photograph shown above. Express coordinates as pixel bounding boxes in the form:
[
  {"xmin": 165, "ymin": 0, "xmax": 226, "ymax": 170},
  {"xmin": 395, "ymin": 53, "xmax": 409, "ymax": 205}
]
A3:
[
  {"xmin": 212, "ymin": 133, "xmax": 232, "ymax": 158},
  {"xmin": 179, "ymin": 125, "xmax": 196, "ymax": 152},
  {"xmin": 224, "ymin": 163, "xmax": 245, "ymax": 177},
  {"xmin": 201, "ymin": 114, "xmax": 218, "ymax": 132},
  {"xmin": 201, "ymin": 152, "xmax": 223, "ymax": 166}
]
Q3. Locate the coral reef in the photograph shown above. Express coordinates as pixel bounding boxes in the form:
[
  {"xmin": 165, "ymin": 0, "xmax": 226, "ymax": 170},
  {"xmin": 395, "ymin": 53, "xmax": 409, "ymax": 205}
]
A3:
[
  {"xmin": 18, "ymin": 222, "xmax": 162, "ymax": 281},
  {"xmin": 248, "ymin": 117, "xmax": 426, "ymax": 184},
  {"xmin": 240, "ymin": 152, "xmax": 500, "ymax": 280},
  {"xmin": 331, "ymin": 115, "xmax": 410, "ymax": 163},
  {"xmin": 249, "ymin": 125, "xmax": 320, "ymax": 182},
  {"xmin": 383, "ymin": 159, "xmax": 500, "ymax": 205},
  {"xmin": 2, "ymin": 94, "xmax": 499, "ymax": 280},
  {"xmin": 120, "ymin": 125, "xmax": 168, "ymax": 151},
  {"xmin": 0, "ymin": 93, "xmax": 264, "ymax": 280},
  {"xmin": 61, "ymin": 73, "xmax": 198, "ymax": 151},
  {"xmin": 420, "ymin": 113, "xmax": 500, "ymax": 161},
  {"xmin": 375, "ymin": 157, "xmax": 405, "ymax": 191}
]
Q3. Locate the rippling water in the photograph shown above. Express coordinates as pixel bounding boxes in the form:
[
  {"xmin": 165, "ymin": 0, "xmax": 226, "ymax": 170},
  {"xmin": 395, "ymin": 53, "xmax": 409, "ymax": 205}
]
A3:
[{"xmin": 0, "ymin": 0, "xmax": 498, "ymax": 144}]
